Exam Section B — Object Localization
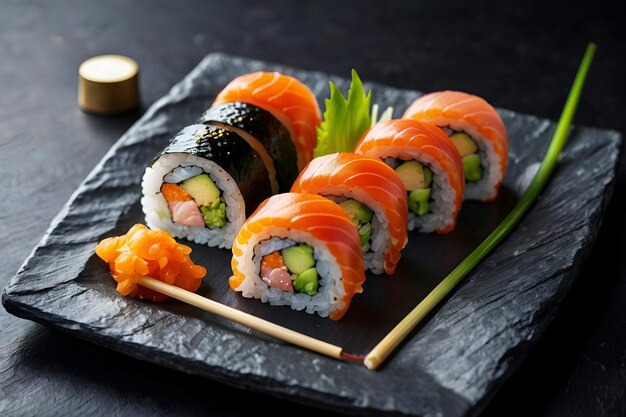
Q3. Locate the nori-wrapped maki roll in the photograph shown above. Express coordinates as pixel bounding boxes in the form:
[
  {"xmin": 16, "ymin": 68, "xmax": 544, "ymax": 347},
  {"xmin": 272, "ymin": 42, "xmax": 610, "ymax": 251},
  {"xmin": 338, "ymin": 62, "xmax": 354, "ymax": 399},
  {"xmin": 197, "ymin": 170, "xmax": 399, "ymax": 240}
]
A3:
[{"xmin": 141, "ymin": 124, "xmax": 273, "ymax": 249}]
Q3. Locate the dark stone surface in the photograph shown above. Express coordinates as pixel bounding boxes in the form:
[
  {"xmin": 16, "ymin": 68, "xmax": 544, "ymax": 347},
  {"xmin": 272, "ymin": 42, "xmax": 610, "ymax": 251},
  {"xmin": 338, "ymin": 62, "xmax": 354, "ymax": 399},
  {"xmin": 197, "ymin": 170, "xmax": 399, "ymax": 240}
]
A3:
[
  {"xmin": 2, "ymin": 53, "xmax": 621, "ymax": 417},
  {"xmin": 1, "ymin": 1, "xmax": 625, "ymax": 417}
]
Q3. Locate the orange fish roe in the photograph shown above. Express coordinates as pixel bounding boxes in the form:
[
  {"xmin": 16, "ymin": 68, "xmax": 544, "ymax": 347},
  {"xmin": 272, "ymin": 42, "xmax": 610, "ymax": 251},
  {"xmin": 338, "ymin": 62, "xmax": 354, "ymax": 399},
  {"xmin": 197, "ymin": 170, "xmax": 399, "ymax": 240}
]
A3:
[
  {"xmin": 95, "ymin": 224, "xmax": 206, "ymax": 301},
  {"xmin": 261, "ymin": 251, "xmax": 285, "ymax": 270},
  {"xmin": 161, "ymin": 183, "xmax": 192, "ymax": 203}
]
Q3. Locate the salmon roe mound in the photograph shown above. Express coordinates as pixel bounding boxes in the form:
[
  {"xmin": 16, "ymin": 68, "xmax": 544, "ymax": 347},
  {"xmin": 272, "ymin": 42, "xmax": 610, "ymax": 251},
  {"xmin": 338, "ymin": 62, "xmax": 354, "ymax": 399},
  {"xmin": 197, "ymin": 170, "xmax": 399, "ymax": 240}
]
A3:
[
  {"xmin": 261, "ymin": 251, "xmax": 285, "ymax": 269},
  {"xmin": 95, "ymin": 224, "xmax": 207, "ymax": 301}
]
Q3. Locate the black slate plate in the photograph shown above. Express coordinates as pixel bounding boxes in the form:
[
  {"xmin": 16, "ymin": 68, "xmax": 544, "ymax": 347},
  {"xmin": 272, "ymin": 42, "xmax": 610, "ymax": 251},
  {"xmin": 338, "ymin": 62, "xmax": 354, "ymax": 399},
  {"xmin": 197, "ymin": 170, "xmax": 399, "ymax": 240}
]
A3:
[{"xmin": 2, "ymin": 53, "xmax": 621, "ymax": 417}]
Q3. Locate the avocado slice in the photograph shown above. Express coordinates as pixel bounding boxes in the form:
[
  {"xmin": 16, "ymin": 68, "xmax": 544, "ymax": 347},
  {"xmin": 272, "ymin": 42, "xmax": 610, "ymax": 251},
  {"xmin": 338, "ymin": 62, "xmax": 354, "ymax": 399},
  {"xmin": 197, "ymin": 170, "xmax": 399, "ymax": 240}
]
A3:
[
  {"xmin": 180, "ymin": 174, "xmax": 220, "ymax": 207},
  {"xmin": 338, "ymin": 199, "xmax": 373, "ymax": 225},
  {"xmin": 423, "ymin": 166, "xmax": 433, "ymax": 187},
  {"xmin": 281, "ymin": 244, "xmax": 315, "ymax": 274},
  {"xmin": 462, "ymin": 154, "xmax": 483, "ymax": 181},
  {"xmin": 200, "ymin": 199, "xmax": 226, "ymax": 228},
  {"xmin": 293, "ymin": 267, "xmax": 318, "ymax": 296},
  {"xmin": 408, "ymin": 188, "xmax": 431, "ymax": 216},
  {"xmin": 395, "ymin": 161, "xmax": 428, "ymax": 190},
  {"xmin": 358, "ymin": 223, "xmax": 373, "ymax": 246},
  {"xmin": 450, "ymin": 132, "xmax": 478, "ymax": 157},
  {"xmin": 209, "ymin": 196, "xmax": 221, "ymax": 209}
]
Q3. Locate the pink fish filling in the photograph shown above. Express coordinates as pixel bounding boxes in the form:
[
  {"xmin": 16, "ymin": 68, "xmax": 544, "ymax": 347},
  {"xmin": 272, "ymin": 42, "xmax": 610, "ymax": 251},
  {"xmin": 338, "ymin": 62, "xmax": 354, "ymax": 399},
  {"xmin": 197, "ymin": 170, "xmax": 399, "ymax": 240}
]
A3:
[
  {"xmin": 261, "ymin": 266, "xmax": 293, "ymax": 292},
  {"xmin": 168, "ymin": 201, "xmax": 205, "ymax": 228}
]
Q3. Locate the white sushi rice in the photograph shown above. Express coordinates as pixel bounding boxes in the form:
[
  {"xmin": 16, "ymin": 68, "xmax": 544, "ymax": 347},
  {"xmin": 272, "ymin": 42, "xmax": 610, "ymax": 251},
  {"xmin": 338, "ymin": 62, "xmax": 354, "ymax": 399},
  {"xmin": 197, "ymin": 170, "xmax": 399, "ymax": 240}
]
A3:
[
  {"xmin": 383, "ymin": 154, "xmax": 457, "ymax": 233},
  {"xmin": 367, "ymin": 214, "xmax": 388, "ymax": 272},
  {"xmin": 141, "ymin": 153, "xmax": 245, "ymax": 249},
  {"xmin": 324, "ymin": 194, "xmax": 390, "ymax": 275},
  {"xmin": 233, "ymin": 230, "xmax": 345, "ymax": 318}
]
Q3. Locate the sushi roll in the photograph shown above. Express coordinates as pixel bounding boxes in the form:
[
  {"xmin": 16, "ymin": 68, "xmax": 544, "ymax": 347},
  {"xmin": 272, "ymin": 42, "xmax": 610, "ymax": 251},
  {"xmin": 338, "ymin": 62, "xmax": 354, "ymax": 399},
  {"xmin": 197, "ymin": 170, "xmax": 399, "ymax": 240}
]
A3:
[
  {"xmin": 214, "ymin": 71, "xmax": 322, "ymax": 169},
  {"xmin": 230, "ymin": 193, "xmax": 366, "ymax": 320},
  {"xmin": 141, "ymin": 124, "xmax": 273, "ymax": 249},
  {"xmin": 199, "ymin": 102, "xmax": 298, "ymax": 192},
  {"xmin": 291, "ymin": 153, "xmax": 408, "ymax": 275},
  {"xmin": 355, "ymin": 119, "xmax": 465, "ymax": 234},
  {"xmin": 403, "ymin": 91, "xmax": 508, "ymax": 202}
]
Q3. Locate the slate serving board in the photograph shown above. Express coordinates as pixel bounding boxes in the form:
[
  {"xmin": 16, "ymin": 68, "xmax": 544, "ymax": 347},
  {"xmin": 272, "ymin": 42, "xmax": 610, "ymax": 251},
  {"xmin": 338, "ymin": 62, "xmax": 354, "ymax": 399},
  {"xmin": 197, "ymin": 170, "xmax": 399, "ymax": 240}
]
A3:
[{"xmin": 2, "ymin": 53, "xmax": 621, "ymax": 417}]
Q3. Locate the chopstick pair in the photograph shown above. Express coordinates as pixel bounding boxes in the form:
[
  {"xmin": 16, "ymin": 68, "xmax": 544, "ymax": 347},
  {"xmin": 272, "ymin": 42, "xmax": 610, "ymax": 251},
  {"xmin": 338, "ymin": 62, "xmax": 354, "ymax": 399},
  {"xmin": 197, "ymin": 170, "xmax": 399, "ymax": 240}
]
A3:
[{"xmin": 139, "ymin": 43, "xmax": 596, "ymax": 370}]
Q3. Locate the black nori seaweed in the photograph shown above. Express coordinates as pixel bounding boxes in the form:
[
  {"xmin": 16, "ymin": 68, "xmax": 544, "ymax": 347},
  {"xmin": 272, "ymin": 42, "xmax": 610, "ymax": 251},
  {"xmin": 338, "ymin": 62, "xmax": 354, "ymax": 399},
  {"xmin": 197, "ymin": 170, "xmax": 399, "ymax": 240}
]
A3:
[
  {"xmin": 199, "ymin": 102, "xmax": 298, "ymax": 192},
  {"xmin": 155, "ymin": 124, "xmax": 272, "ymax": 217}
]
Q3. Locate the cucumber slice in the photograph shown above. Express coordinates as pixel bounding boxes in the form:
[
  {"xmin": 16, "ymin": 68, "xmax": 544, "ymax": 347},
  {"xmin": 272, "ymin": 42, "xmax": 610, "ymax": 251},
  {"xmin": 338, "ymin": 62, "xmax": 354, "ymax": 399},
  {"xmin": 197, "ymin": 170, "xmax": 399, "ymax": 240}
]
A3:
[{"xmin": 281, "ymin": 244, "xmax": 315, "ymax": 274}]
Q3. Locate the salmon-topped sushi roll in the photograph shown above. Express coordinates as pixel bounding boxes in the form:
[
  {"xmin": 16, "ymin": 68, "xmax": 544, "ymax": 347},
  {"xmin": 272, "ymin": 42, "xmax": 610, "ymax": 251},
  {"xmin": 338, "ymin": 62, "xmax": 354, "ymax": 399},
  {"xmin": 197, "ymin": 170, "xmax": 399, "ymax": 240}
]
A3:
[
  {"xmin": 214, "ymin": 72, "xmax": 322, "ymax": 170},
  {"xmin": 291, "ymin": 153, "xmax": 408, "ymax": 275},
  {"xmin": 355, "ymin": 119, "xmax": 465, "ymax": 234},
  {"xmin": 403, "ymin": 91, "xmax": 508, "ymax": 202},
  {"xmin": 230, "ymin": 193, "xmax": 365, "ymax": 320}
]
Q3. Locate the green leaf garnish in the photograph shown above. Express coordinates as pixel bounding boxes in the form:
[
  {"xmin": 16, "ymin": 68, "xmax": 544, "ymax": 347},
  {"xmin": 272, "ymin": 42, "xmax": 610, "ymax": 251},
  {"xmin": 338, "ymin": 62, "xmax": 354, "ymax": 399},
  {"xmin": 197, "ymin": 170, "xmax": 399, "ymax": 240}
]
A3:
[
  {"xmin": 314, "ymin": 69, "xmax": 372, "ymax": 157},
  {"xmin": 370, "ymin": 103, "xmax": 394, "ymax": 127}
]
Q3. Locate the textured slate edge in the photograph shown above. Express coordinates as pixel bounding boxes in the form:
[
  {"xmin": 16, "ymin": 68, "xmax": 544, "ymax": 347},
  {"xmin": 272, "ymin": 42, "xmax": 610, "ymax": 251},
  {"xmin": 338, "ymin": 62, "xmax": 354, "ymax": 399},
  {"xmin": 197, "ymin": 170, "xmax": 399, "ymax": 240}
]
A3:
[
  {"xmin": 2, "ymin": 52, "xmax": 622, "ymax": 417},
  {"xmin": 466, "ymin": 157, "xmax": 621, "ymax": 417},
  {"xmin": 410, "ymin": 125, "xmax": 623, "ymax": 414}
]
